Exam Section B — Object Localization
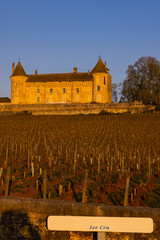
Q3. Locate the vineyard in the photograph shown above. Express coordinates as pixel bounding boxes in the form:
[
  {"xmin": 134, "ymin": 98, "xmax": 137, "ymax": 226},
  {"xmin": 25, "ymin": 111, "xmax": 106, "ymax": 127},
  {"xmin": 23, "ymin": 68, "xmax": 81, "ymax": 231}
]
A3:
[{"xmin": 0, "ymin": 113, "xmax": 160, "ymax": 208}]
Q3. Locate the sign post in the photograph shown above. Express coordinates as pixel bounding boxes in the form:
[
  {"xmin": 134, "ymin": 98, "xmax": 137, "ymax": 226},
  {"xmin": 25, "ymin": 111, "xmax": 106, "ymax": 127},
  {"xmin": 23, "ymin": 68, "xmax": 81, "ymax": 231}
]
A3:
[
  {"xmin": 97, "ymin": 232, "xmax": 106, "ymax": 240},
  {"xmin": 47, "ymin": 216, "xmax": 153, "ymax": 239}
]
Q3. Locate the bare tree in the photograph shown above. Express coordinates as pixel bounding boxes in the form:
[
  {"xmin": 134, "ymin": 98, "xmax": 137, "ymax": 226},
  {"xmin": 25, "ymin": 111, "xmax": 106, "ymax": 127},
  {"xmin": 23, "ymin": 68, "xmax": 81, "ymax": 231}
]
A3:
[
  {"xmin": 112, "ymin": 83, "xmax": 122, "ymax": 103},
  {"xmin": 122, "ymin": 57, "xmax": 160, "ymax": 104}
]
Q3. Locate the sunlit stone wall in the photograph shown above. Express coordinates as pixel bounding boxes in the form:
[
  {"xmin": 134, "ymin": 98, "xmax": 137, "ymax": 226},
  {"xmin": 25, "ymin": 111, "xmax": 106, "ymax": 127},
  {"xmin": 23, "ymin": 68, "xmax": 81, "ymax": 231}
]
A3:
[{"xmin": 0, "ymin": 198, "xmax": 159, "ymax": 240}]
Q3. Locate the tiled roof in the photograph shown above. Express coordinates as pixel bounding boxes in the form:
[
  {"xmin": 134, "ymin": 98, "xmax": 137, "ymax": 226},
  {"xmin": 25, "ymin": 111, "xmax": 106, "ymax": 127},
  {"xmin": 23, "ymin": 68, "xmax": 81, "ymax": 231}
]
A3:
[
  {"xmin": 0, "ymin": 97, "xmax": 11, "ymax": 103},
  {"xmin": 11, "ymin": 61, "xmax": 26, "ymax": 77},
  {"xmin": 27, "ymin": 72, "xmax": 92, "ymax": 82},
  {"xmin": 91, "ymin": 57, "xmax": 108, "ymax": 73},
  {"xmin": 11, "ymin": 58, "xmax": 109, "ymax": 81}
]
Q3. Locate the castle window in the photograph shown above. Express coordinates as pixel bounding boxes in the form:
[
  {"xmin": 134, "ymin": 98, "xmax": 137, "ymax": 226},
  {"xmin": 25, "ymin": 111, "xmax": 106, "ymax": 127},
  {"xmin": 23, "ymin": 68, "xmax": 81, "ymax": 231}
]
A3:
[
  {"xmin": 37, "ymin": 89, "xmax": 40, "ymax": 94},
  {"xmin": 14, "ymin": 88, "xmax": 18, "ymax": 94},
  {"xmin": 97, "ymin": 85, "xmax": 101, "ymax": 91},
  {"xmin": 15, "ymin": 82, "xmax": 18, "ymax": 86},
  {"xmin": 62, "ymin": 88, "xmax": 66, "ymax": 93},
  {"xmin": 50, "ymin": 88, "xmax": 53, "ymax": 94},
  {"xmin": 76, "ymin": 88, "xmax": 79, "ymax": 93},
  {"xmin": 104, "ymin": 77, "xmax": 106, "ymax": 85},
  {"xmin": 37, "ymin": 97, "xmax": 40, "ymax": 103}
]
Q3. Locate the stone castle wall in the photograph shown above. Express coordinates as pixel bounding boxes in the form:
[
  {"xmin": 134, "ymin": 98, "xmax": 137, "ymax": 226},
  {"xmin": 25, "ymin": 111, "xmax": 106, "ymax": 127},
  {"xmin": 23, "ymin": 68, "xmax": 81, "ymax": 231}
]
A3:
[
  {"xmin": 0, "ymin": 102, "xmax": 155, "ymax": 115},
  {"xmin": 0, "ymin": 197, "xmax": 159, "ymax": 240},
  {"xmin": 11, "ymin": 79, "xmax": 94, "ymax": 104}
]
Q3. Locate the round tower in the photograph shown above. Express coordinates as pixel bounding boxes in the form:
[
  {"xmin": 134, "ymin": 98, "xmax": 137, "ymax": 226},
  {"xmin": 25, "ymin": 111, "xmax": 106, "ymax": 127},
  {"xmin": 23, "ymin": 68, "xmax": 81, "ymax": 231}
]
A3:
[
  {"xmin": 91, "ymin": 57, "xmax": 112, "ymax": 103},
  {"xmin": 10, "ymin": 61, "xmax": 28, "ymax": 104}
]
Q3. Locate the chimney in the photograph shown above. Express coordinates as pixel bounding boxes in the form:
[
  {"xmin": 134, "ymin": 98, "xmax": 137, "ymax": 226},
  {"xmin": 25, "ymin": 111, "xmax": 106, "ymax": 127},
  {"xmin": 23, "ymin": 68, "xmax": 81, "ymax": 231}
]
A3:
[
  {"xmin": 88, "ymin": 70, "xmax": 90, "ymax": 75},
  {"xmin": 73, "ymin": 67, "xmax": 77, "ymax": 73},
  {"xmin": 12, "ymin": 62, "xmax": 15, "ymax": 74},
  {"xmin": 35, "ymin": 69, "xmax": 38, "ymax": 75},
  {"xmin": 105, "ymin": 61, "xmax": 107, "ymax": 69}
]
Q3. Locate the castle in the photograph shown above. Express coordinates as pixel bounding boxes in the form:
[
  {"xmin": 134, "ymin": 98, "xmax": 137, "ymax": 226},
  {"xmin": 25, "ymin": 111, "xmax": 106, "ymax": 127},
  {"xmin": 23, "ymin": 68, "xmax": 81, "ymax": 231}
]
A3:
[{"xmin": 10, "ymin": 57, "xmax": 112, "ymax": 104}]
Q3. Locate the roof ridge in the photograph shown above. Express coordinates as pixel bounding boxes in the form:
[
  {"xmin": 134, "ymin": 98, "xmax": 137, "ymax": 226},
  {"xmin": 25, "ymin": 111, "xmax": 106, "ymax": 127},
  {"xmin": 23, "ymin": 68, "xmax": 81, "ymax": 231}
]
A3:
[
  {"xmin": 27, "ymin": 72, "xmax": 92, "ymax": 83},
  {"xmin": 27, "ymin": 72, "xmax": 89, "ymax": 76}
]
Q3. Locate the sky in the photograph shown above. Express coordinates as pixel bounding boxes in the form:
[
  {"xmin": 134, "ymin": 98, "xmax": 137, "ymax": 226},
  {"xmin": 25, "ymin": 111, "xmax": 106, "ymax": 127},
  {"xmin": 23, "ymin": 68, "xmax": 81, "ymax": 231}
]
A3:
[{"xmin": 0, "ymin": 0, "xmax": 160, "ymax": 98}]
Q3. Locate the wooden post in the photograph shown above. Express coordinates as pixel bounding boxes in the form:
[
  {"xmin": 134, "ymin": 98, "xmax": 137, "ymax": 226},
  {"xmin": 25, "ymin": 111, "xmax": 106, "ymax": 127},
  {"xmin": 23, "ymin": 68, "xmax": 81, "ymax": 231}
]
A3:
[
  {"xmin": 97, "ymin": 232, "xmax": 106, "ymax": 240},
  {"xmin": 73, "ymin": 144, "xmax": 77, "ymax": 173},
  {"xmin": 59, "ymin": 184, "xmax": 63, "ymax": 196},
  {"xmin": 36, "ymin": 180, "xmax": 39, "ymax": 190},
  {"xmin": 136, "ymin": 163, "xmax": 139, "ymax": 170},
  {"xmin": 0, "ymin": 168, "xmax": 3, "ymax": 177},
  {"xmin": 148, "ymin": 155, "xmax": 151, "ymax": 179},
  {"xmin": 12, "ymin": 175, "xmax": 15, "ymax": 182},
  {"xmin": 98, "ymin": 157, "xmax": 100, "ymax": 174},
  {"xmin": 1, "ymin": 180, "xmax": 3, "ymax": 190},
  {"xmin": 138, "ymin": 153, "xmax": 141, "ymax": 170},
  {"xmin": 122, "ymin": 156, "xmax": 124, "ymax": 177},
  {"xmin": 20, "ymin": 142, "xmax": 22, "ymax": 156},
  {"xmin": 28, "ymin": 150, "xmax": 30, "ymax": 170},
  {"xmin": 110, "ymin": 157, "xmax": 113, "ymax": 172},
  {"xmin": 5, "ymin": 166, "xmax": 10, "ymax": 197},
  {"xmin": 83, "ymin": 151, "xmax": 85, "ymax": 164},
  {"xmin": 43, "ymin": 169, "xmax": 47, "ymax": 199},
  {"xmin": 48, "ymin": 192, "xmax": 51, "ymax": 199},
  {"xmin": 31, "ymin": 162, "xmax": 34, "ymax": 177},
  {"xmin": 82, "ymin": 170, "xmax": 88, "ymax": 203},
  {"xmin": 5, "ymin": 148, "xmax": 8, "ymax": 167},
  {"xmin": 124, "ymin": 177, "xmax": 130, "ymax": 206},
  {"xmin": 49, "ymin": 150, "xmax": 52, "ymax": 168},
  {"xmin": 65, "ymin": 147, "xmax": 68, "ymax": 163},
  {"xmin": 68, "ymin": 181, "xmax": 71, "ymax": 191},
  {"xmin": 131, "ymin": 192, "xmax": 134, "ymax": 202}
]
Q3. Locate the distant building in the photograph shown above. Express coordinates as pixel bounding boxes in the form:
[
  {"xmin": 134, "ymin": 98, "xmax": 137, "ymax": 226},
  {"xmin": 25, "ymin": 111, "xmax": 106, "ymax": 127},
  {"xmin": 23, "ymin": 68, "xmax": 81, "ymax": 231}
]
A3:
[
  {"xmin": 10, "ymin": 57, "xmax": 112, "ymax": 104},
  {"xmin": 0, "ymin": 97, "xmax": 11, "ymax": 103}
]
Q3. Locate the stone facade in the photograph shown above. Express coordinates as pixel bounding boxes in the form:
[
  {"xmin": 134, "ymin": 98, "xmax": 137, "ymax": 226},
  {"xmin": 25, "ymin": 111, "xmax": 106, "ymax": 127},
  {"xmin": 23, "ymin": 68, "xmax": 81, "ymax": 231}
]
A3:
[{"xmin": 10, "ymin": 58, "xmax": 112, "ymax": 105}]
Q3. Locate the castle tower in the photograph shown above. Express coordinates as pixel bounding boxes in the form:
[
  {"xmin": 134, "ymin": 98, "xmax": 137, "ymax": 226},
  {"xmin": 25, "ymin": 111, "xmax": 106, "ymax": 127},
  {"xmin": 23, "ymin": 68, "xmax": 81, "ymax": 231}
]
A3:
[
  {"xmin": 91, "ymin": 57, "xmax": 112, "ymax": 103},
  {"xmin": 10, "ymin": 61, "xmax": 28, "ymax": 104}
]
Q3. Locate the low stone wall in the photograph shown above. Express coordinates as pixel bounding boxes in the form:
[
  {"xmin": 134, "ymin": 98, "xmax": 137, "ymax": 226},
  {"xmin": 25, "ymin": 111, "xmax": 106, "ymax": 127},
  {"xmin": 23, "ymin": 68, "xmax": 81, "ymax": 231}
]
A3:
[
  {"xmin": 0, "ymin": 103, "xmax": 155, "ymax": 115},
  {"xmin": 0, "ymin": 197, "xmax": 159, "ymax": 239}
]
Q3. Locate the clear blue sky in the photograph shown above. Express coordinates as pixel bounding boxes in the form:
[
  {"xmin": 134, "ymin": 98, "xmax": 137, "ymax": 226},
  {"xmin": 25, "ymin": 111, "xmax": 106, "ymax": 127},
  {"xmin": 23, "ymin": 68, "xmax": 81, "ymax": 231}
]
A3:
[{"xmin": 0, "ymin": 0, "xmax": 160, "ymax": 98}]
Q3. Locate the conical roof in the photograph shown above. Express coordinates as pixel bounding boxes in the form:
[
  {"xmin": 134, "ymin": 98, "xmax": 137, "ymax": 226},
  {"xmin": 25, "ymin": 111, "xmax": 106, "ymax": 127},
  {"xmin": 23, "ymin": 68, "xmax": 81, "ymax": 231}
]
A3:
[
  {"xmin": 91, "ymin": 57, "xmax": 108, "ymax": 73},
  {"xmin": 12, "ymin": 61, "xmax": 26, "ymax": 76}
]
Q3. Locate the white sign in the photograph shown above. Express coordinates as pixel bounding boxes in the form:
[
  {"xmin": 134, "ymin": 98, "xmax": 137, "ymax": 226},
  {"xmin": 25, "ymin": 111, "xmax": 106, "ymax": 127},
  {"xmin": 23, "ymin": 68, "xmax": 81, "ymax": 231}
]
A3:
[{"xmin": 47, "ymin": 216, "xmax": 153, "ymax": 233}]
